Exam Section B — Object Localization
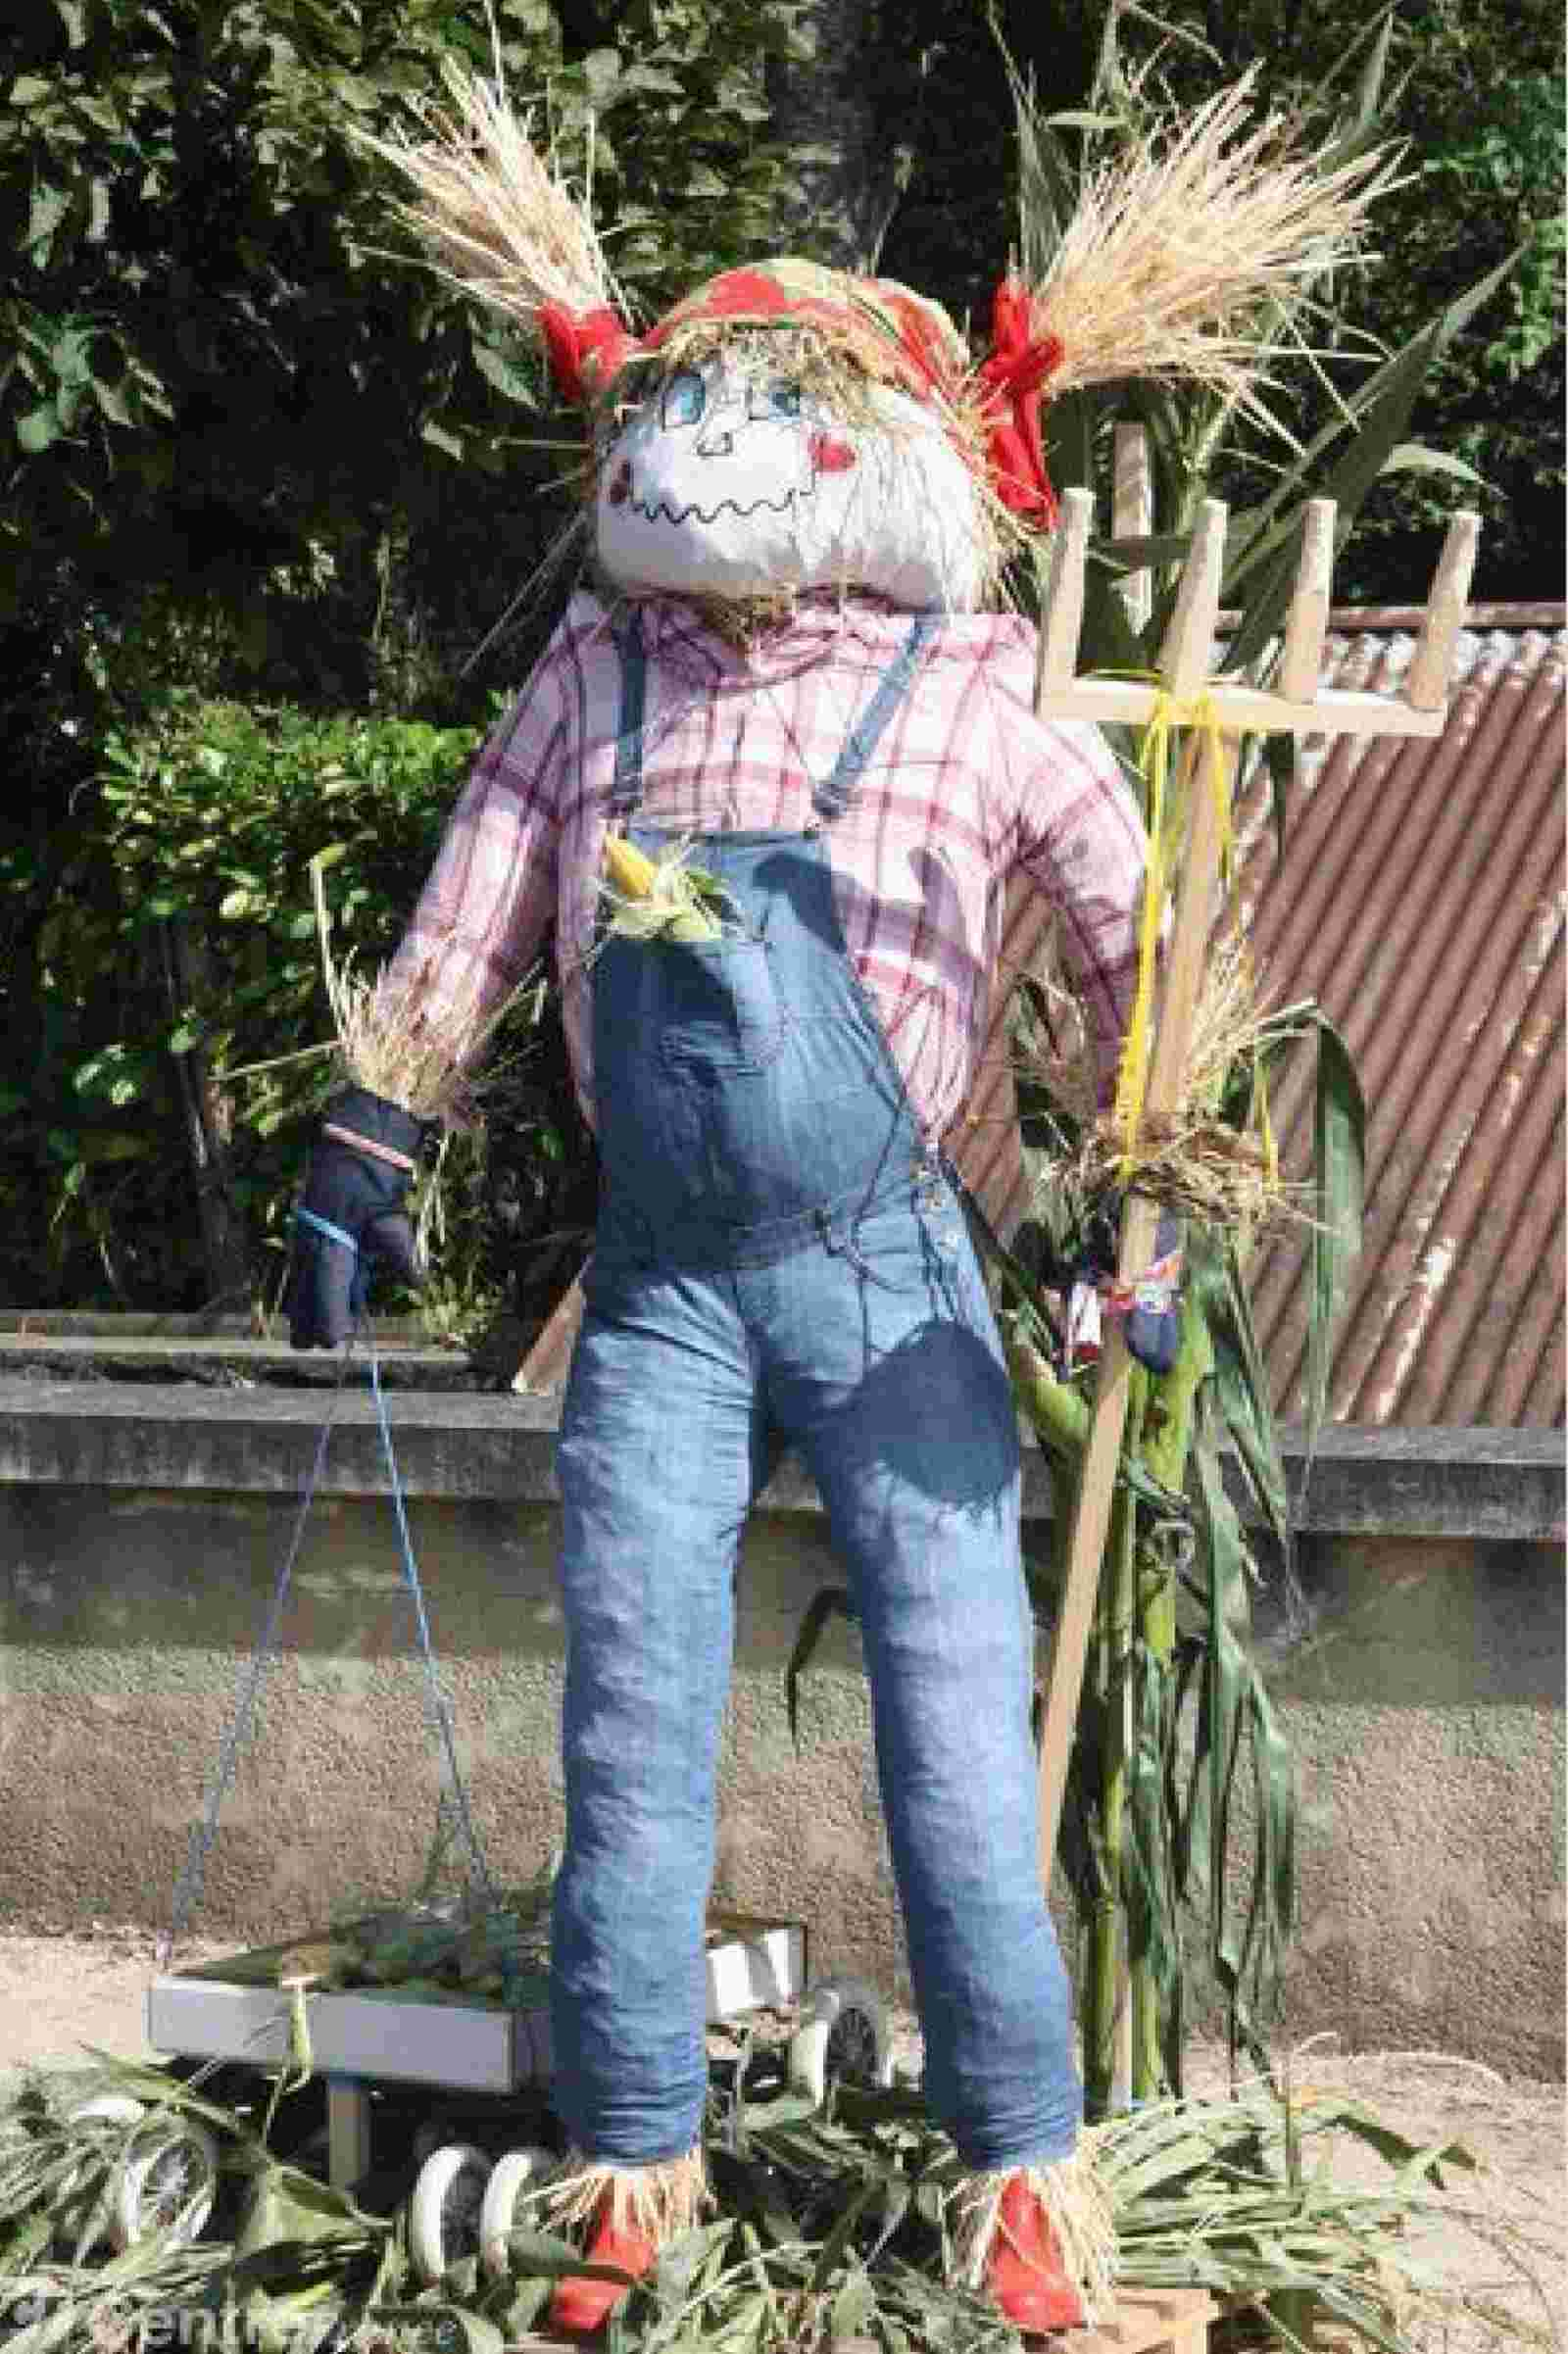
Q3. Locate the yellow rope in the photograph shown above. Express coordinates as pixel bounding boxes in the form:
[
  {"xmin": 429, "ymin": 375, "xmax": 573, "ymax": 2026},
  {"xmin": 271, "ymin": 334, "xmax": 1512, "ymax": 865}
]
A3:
[{"xmin": 1111, "ymin": 689, "xmax": 1234, "ymax": 1178}]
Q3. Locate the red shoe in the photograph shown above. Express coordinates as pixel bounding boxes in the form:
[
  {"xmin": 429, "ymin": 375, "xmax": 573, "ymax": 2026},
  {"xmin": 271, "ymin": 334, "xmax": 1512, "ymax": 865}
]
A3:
[
  {"xmin": 985, "ymin": 2174, "xmax": 1086, "ymax": 2334},
  {"xmin": 548, "ymin": 2192, "xmax": 659, "ymax": 2338}
]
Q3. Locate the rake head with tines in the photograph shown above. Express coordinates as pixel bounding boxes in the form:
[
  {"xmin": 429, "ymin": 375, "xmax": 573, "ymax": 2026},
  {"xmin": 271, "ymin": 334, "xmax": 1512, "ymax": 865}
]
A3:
[{"xmin": 1030, "ymin": 486, "xmax": 1481, "ymax": 1892}]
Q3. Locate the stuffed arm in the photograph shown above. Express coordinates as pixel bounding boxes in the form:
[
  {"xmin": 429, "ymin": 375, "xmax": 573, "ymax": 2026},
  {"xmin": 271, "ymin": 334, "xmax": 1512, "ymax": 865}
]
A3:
[
  {"xmin": 1006, "ymin": 713, "xmax": 1183, "ymax": 1377},
  {"xmin": 287, "ymin": 684, "xmax": 564, "ymax": 1348},
  {"xmin": 1012, "ymin": 714, "xmax": 1146, "ymax": 1113}
]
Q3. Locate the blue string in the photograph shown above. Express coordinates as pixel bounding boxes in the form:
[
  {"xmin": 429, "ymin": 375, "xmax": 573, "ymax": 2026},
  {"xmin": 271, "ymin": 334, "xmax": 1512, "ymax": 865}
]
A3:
[
  {"xmin": 366, "ymin": 1336, "xmax": 500, "ymax": 1928},
  {"xmin": 160, "ymin": 1355, "xmax": 354, "ymax": 1968},
  {"xmin": 161, "ymin": 1326, "xmax": 501, "ymax": 1978},
  {"xmin": 295, "ymin": 1206, "xmax": 360, "ymax": 1254}
]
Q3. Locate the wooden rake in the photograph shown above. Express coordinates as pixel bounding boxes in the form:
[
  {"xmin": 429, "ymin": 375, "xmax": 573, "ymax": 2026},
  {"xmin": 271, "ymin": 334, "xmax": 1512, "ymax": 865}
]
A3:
[{"xmin": 1029, "ymin": 476, "xmax": 1480, "ymax": 1891}]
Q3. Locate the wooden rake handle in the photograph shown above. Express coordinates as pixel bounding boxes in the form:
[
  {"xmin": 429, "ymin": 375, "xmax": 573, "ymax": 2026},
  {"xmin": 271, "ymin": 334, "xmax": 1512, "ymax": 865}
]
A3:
[{"xmin": 1032, "ymin": 725, "xmax": 1235, "ymax": 1882}]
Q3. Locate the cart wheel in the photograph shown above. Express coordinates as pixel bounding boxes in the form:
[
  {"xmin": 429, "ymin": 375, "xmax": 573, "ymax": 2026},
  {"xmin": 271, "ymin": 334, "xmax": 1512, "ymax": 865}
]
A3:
[
  {"xmin": 56, "ymin": 2094, "xmax": 145, "ymax": 2242},
  {"xmin": 109, "ymin": 2120, "xmax": 220, "ymax": 2249},
  {"xmin": 409, "ymin": 2143, "xmax": 494, "ymax": 2283},
  {"xmin": 479, "ymin": 2144, "xmax": 557, "ymax": 2279},
  {"xmin": 62, "ymin": 2092, "xmax": 145, "ymax": 2132},
  {"xmin": 787, "ymin": 1977, "xmax": 895, "ymax": 2105}
]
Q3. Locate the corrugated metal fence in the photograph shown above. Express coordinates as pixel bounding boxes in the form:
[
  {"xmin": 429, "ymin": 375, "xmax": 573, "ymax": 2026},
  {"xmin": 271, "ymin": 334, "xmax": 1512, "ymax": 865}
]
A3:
[{"xmin": 1235, "ymin": 609, "xmax": 1565, "ymax": 1427}]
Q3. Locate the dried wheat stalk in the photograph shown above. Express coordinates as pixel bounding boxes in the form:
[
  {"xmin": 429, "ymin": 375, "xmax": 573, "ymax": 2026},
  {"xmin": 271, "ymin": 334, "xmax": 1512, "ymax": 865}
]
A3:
[{"xmin": 1022, "ymin": 71, "xmax": 1398, "ymax": 422}]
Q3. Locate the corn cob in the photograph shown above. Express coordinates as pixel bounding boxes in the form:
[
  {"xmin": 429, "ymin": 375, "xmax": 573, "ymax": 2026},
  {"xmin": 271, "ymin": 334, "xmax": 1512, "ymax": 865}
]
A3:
[
  {"xmin": 601, "ymin": 832, "xmax": 724, "ymax": 942},
  {"xmin": 602, "ymin": 834, "xmax": 659, "ymax": 899}
]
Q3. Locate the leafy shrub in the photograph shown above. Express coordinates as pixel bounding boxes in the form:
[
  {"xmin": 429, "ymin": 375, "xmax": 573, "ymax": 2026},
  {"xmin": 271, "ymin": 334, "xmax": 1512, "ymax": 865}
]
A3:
[{"xmin": 6, "ymin": 695, "xmax": 593, "ymax": 1321}]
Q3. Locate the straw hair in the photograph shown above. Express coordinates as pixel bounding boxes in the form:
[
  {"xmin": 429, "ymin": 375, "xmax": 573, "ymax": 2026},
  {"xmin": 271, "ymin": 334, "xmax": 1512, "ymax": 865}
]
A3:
[
  {"xmin": 1018, "ymin": 928, "xmax": 1301, "ymax": 1230},
  {"xmin": 1020, "ymin": 70, "xmax": 1398, "ymax": 421},
  {"xmin": 949, "ymin": 2153, "xmax": 1116, "ymax": 2324},
  {"xmin": 357, "ymin": 55, "xmax": 623, "ymax": 333},
  {"xmin": 313, "ymin": 861, "xmax": 529, "ymax": 1121},
  {"xmin": 536, "ymin": 2150, "xmax": 710, "ymax": 2241}
]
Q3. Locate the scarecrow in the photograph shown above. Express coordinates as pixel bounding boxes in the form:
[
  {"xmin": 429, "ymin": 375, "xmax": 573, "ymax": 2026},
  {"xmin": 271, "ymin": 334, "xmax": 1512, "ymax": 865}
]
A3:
[{"xmin": 285, "ymin": 66, "xmax": 1392, "ymax": 2337}]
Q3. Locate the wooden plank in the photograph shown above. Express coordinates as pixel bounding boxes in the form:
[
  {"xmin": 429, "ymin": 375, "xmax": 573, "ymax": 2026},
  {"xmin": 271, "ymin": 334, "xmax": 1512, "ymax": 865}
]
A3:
[
  {"xmin": 1037, "ymin": 486, "xmax": 1095, "ymax": 696},
  {"xmin": 1061, "ymin": 2287, "xmax": 1218, "ymax": 2354},
  {"xmin": 1113, "ymin": 422, "xmax": 1153, "ymax": 634},
  {"xmin": 514, "ymin": 1270, "xmax": 586, "ymax": 1394},
  {"xmin": 1404, "ymin": 509, "xmax": 1482, "ymax": 710},
  {"xmin": 1036, "ymin": 674, "xmax": 1446, "ymax": 737},
  {"xmin": 1034, "ymin": 506, "xmax": 1236, "ymax": 1886},
  {"xmin": 1159, "ymin": 501, "xmax": 1227, "ymax": 694},
  {"xmin": 1278, "ymin": 499, "xmax": 1336, "ymax": 701}
]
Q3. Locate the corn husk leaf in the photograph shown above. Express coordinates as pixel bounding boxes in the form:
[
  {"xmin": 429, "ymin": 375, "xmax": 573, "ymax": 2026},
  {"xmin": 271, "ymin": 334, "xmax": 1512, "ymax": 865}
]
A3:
[
  {"xmin": 1307, "ymin": 1008, "xmax": 1366, "ymax": 1440},
  {"xmin": 1221, "ymin": 243, "xmax": 1523, "ymax": 678},
  {"xmin": 1, "ymin": 2050, "xmax": 1557, "ymax": 2354}
]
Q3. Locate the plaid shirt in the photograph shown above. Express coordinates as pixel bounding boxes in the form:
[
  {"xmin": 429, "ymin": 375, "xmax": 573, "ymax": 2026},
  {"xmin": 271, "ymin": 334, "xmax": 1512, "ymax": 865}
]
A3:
[{"xmin": 387, "ymin": 591, "xmax": 1146, "ymax": 1237}]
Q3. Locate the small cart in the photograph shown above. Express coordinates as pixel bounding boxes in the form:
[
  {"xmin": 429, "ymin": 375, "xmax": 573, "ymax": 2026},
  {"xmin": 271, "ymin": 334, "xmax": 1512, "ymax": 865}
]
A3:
[{"xmin": 143, "ymin": 1913, "xmax": 895, "ymax": 2280}]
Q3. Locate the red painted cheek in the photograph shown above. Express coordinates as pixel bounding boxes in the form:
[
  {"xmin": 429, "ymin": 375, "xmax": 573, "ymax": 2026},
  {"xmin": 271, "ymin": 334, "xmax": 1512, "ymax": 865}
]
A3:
[
  {"xmin": 608, "ymin": 459, "xmax": 632, "ymax": 506},
  {"xmin": 809, "ymin": 431, "xmax": 858, "ymax": 473}
]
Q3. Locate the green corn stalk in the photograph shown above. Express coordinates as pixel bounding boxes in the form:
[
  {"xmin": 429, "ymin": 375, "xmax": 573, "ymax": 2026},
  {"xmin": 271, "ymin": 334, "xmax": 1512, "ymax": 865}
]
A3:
[
  {"xmin": 1082, "ymin": 1367, "xmax": 1146, "ymax": 2121},
  {"xmin": 999, "ymin": 4, "xmax": 1436, "ymax": 2105}
]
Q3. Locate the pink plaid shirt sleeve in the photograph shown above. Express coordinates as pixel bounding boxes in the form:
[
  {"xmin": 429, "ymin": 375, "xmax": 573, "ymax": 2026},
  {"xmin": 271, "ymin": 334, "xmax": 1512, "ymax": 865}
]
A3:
[{"xmin": 382, "ymin": 662, "xmax": 568, "ymax": 1036}]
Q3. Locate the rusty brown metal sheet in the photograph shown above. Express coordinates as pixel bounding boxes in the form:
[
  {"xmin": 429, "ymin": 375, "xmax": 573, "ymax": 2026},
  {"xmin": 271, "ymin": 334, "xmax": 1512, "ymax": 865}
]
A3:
[{"xmin": 1233, "ymin": 612, "xmax": 1566, "ymax": 1428}]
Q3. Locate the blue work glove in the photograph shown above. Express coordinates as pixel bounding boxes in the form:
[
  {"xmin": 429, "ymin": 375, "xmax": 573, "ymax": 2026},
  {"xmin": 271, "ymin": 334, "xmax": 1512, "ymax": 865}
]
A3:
[
  {"xmin": 1082, "ymin": 1199, "xmax": 1185, "ymax": 1378},
  {"xmin": 285, "ymin": 1087, "xmax": 426, "ymax": 1349}
]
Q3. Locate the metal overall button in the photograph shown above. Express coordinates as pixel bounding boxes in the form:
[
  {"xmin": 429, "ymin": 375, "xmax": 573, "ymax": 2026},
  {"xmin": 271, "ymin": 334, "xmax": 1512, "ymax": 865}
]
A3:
[{"xmin": 813, "ymin": 1203, "xmax": 899, "ymax": 1292}]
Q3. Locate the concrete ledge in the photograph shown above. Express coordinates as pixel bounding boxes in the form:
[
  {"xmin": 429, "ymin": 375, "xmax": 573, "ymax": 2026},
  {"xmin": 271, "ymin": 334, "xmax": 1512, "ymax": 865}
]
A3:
[{"xmin": 1, "ymin": 1376, "xmax": 1559, "ymax": 1541}]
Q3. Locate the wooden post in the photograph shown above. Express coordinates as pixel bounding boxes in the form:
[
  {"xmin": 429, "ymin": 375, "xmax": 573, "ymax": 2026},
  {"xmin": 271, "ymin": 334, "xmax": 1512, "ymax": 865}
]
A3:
[
  {"xmin": 1404, "ymin": 511, "xmax": 1481, "ymax": 710},
  {"xmin": 1034, "ymin": 502, "xmax": 1229, "ymax": 1888},
  {"xmin": 1278, "ymin": 500, "xmax": 1335, "ymax": 701},
  {"xmin": 1036, "ymin": 487, "xmax": 1095, "ymax": 698},
  {"xmin": 1113, "ymin": 423, "xmax": 1153, "ymax": 635}
]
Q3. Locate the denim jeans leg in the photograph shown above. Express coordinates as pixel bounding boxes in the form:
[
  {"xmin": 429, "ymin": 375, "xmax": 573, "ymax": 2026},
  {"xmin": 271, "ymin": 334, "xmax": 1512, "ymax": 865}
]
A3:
[
  {"xmin": 760, "ymin": 1195, "xmax": 1083, "ymax": 2169},
  {"xmin": 552, "ymin": 1262, "xmax": 764, "ymax": 2161}
]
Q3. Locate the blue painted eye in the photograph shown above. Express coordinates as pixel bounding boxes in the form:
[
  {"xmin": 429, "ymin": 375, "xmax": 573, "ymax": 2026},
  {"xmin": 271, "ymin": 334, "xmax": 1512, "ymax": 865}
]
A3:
[
  {"xmin": 661, "ymin": 369, "xmax": 707, "ymax": 428},
  {"xmin": 755, "ymin": 378, "xmax": 802, "ymax": 419}
]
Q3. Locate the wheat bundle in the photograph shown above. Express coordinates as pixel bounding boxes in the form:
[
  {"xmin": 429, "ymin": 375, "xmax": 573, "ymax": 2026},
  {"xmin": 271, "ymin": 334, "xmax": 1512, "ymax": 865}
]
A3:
[
  {"xmin": 948, "ymin": 2150, "xmax": 1116, "ymax": 2325},
  {"xmin": 357, "ymin": 55, "xmax": 623, "ymax": 333},
  {"xmin": 312, "ymin": 862, "xmax": 529, "ymax": 1123},
  {"xmin": 1019, "ymin": 929, "xmax": 1303, "ymax": 1232},
  {"xmin": 1019, "ymin": 71, "xmax": 1398, "ymax": 424},
  {"xmin": 534, "ymin": 2149, "xmax": 710, "ymax": 2240}
]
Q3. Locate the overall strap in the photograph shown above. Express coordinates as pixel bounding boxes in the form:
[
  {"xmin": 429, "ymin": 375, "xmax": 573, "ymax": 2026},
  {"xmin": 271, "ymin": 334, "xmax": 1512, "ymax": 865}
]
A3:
[
  {"xmin": 812, "ymin": 612, "xmax": 938, "ymax": 821},
  {"xmin": 609, "ymin": 606, "xmax": 650, "ymax": 817}
]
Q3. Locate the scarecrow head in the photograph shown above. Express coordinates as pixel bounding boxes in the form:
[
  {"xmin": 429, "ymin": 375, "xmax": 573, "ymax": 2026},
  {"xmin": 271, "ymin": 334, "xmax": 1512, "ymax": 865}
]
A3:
[
  {"xmin": 371, "ymin": 65, "xmax": 1391, "ymax": 622},
  {"xmin": 568, "ymin": 262, "xmax": 1020, "ymax": 612}
]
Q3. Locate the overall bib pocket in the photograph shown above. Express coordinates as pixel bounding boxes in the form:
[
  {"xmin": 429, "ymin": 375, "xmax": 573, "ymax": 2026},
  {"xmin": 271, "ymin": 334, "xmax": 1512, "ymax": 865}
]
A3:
[{"xmin": 656, "ymin": 935, "xmax": 788, "ymax": 1075}]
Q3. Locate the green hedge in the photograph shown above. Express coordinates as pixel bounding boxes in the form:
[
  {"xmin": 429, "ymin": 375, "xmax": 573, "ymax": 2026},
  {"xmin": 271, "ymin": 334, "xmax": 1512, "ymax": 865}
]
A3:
[{"xmin": 4, "ymin": 694, "xmax": 594, "ymax": 1323}]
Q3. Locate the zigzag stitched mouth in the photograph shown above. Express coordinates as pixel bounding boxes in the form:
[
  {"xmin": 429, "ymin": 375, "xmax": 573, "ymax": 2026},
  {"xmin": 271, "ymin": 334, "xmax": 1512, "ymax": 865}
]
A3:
[{"xmin": 627, "ymin": 483, "xmax": 812, "ymax": 527}]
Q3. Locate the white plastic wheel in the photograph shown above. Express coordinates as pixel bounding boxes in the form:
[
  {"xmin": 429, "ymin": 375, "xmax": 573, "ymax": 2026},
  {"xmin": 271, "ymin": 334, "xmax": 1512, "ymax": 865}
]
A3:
[
  {"xmin": 56, "ymin": 2094, "xmax": 146, "ymax": 2240},
  {"xmin": 478, "ymin": 2143, "xmax": 557, "ymax": 2279},
  {"xmin": 109, "ymin": 2119, "xmax": 220, "ymax": 2250},
  {"xmin": 786, "ymin": 1976, "xmax": 895, "ymax": 2105},
  {"xmin": 62, "ymin": 2093, "xmax": 146, "ymax": 2130},
  {"xmin": 409, "ymin": 2143, "xmax": 494, "ymax": 2283}
]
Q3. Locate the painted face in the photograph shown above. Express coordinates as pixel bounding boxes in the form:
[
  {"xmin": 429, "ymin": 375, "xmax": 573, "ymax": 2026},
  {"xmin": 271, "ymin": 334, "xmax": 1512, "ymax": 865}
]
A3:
[{"xmin": 594, "ymin": 356, "xmax": 987, "ymax": 612}]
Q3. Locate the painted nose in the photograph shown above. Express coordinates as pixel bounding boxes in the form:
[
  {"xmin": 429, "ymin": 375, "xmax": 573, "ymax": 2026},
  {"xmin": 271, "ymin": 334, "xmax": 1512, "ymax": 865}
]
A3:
[{"xmin": 694, "ymin": 386, "xmax": 747, "ymax": 460}]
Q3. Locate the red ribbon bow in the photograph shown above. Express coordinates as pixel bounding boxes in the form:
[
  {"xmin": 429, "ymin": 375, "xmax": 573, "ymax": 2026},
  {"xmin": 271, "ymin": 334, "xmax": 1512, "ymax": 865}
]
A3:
[
  {"xmin": 538, "ymin": 301, "xmax": 637, "ymax": 408},
  {"xmin": 975, "ymin": 277, "xmax": 1064, "ymax": 527}
]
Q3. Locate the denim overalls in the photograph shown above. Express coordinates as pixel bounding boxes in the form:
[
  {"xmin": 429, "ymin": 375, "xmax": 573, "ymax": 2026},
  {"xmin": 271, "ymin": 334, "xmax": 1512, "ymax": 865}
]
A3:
[{"xmin": 552, "ymin": 611, "xmax": 1081, "ymax": 2171}]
